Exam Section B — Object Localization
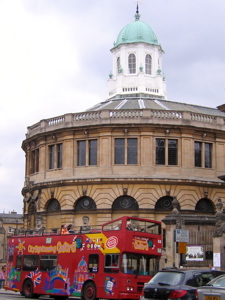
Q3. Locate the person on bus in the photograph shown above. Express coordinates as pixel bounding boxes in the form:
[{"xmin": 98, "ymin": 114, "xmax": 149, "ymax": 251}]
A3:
[
  {"xmin": 126, "ymin": 222, "xmax": 133, "ymax": 230},
  {"xmin": 61, "ymin": 224, "xmax": 69, "ymax": 234},
  {"xmin": 67, "ymin": 224, "xmax": 75, "ymax": 233}
]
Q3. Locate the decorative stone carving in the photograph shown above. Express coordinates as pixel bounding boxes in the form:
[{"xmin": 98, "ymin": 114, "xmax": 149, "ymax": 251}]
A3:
[
  {"xmin": 171, "ymin": 197, "xmax": 185, "ymax": 229},
  {"xmin": 213, "ymin": 199, "xmax": 225, "ymax": 237}
]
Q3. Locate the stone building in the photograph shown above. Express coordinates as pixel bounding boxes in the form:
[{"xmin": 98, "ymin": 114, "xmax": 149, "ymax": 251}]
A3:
[
  {"xmin": 0, "ymin": 211, "xmax": 23, "ymax": 264},
  {"xmin": 21, "ymin": 7, "xmax": 225, "ymax": 268}
]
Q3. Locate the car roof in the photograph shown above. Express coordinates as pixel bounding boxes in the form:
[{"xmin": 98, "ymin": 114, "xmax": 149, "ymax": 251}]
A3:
[{"xmin": 160, "ymin": 268, "xmax": 223, "ymax": 273}]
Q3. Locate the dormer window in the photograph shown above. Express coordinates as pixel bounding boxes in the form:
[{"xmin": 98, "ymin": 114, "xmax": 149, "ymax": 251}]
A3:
[
  {"xmin": 145, "ymin": 54, "xmax": 152, "ymax": 75},
  {"xmin": 128, "ymin": 53, "xmax": 136, "ymax": 74}
]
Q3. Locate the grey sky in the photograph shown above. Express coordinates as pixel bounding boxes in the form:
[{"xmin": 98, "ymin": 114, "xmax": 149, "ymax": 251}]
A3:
[{"xmin": 0, "ymin": 0, "xmax": 225, "ymax": 213}]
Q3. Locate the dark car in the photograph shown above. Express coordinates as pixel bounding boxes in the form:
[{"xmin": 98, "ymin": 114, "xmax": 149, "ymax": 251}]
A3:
[{"xmin": 142, "ymin": 268, "xmax": 225, "ymax": 300}]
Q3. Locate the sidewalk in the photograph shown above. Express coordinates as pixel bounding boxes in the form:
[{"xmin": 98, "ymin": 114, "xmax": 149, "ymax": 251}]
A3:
[{"xmin": 0, "ymin": 288, "xmax": 18, "ymax": 294}]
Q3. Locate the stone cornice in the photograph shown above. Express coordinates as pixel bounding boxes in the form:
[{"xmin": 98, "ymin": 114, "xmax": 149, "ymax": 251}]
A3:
[{"xmin": 24, "ymin": 109, "xmax": 225, "ymax": 140}]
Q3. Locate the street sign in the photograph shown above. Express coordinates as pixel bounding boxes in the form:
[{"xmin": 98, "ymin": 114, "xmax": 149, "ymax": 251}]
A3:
[
  {"xmin": 174, "ymin": 229, "xmax": 189, "ymax": 242},
  {"xmin": 177, "ymin": 242, "xmax": 187, "ymax": 254}
]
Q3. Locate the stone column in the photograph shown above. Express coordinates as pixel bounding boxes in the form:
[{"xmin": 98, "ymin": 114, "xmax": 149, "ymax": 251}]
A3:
[{"xmin": 212, "ymin": 199, "xmax": 225, "ymax": 270}]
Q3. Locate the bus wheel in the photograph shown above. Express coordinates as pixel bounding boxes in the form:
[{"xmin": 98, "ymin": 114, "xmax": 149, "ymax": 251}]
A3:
[
  {"xmin": 82, "ymin": 281, "xmax": 97, "ymax": 300},
  {"xmin": 23, "ymin": 279, "xmax": 34, "ymax": 298}
]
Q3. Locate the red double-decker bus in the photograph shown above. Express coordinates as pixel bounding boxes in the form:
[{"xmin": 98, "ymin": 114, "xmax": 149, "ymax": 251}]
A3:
[{"xmin": 5, "ymin": 216, "xmax": 162, "ymax": 300}]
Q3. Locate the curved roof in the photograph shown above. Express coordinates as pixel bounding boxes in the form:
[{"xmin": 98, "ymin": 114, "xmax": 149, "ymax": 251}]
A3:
[
  {"xmin": 113, "ymin": 10, "xmax": 158, "ymax": 48},
  {"xmin": 85, "ymin": 96, "xmax": 225, "ymax": 117}
]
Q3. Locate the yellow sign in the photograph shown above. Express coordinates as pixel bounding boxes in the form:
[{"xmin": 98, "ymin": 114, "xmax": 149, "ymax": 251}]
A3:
[{"xmin": 177, "ymin": 242, "xmax": 187, "ymax": 254}]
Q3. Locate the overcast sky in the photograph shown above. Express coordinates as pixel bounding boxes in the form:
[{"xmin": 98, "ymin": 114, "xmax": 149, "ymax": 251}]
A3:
[{"xmin": 0, "ymin": 0, "xmax": 225, "ymax": 214}]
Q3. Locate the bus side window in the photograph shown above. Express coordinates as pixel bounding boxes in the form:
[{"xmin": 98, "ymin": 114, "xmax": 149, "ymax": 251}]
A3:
[
  {"xmin": 16, "ymin": 255, "xmax": 22, "ymax": 271},
  {"xmin": 40, "ymin": 255, "xmax": 57, "ymax": 271},
  {"xmin": 23, "ymin": 255, "xmax": 39, "ymax": 271},
  {"xmin": 88, "ymin": 254, "xmax": 99, "ymax": 273},
  {"xmin": 104, "ymin": 254, "xmax": 119, "ymax": 273}
]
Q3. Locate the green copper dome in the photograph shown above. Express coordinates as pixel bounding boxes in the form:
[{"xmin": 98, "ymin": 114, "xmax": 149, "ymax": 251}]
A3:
[{"xmin": 113, "ymin": 10, "xmax": 158, "ymax": 48}]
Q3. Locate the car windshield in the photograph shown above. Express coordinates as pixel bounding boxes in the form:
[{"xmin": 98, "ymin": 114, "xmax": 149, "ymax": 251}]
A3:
[
  {"xmin": 148, "ymin": 271, "xmax": 184, "ymax": 286},
  {"xmin": 208, "ymin": 275, "xmax": 225, "ymax": 287}
]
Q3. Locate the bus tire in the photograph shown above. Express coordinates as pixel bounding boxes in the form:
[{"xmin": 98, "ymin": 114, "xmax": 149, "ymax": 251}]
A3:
[
  {"xmin": 23, "ymin": 279, "xmax": 34, "ymax": 298},
  {"xmin": 82, "ymin": 281, "xmax": 97, "ymax": 300}
]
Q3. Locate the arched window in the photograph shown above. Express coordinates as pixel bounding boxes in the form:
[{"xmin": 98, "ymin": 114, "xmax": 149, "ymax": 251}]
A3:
[
  {"xmin": 128, "ymin": 54, "xmax": 136, "ymax": 74},
  {"xmin": 117, "ymin": 57, "xmax": 120, "ymax": 74},
  {"xmin": 155, "ymin": 196, "xmax": 173, "ymax": 211},
  {"xmin": 145, "ymin": 54, "xmax": 152, "ymax": 75},
  {"xmin": 112, "ymin": 196, "xmax": 139, "ymax": 210},
  {"xmin": 75, "ymin": 196, "xmax": 96, "ymax": 211},
  {"xmin": 46, "ymin": 199, "xmax": 61, "ymax": 212},
  {"xmin": 195, "ymin": 198, "xmax": 214, "ymax": 213}
]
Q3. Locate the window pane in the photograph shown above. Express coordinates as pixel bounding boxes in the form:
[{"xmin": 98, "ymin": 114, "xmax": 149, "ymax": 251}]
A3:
[
  {"xmin": 31, "ymin": 150, "xmax": 35, "ymax": 174},
  {"xmin": 117, "ymin": 57, "xmax": 120, "ymax": 74},
  {"xmin": 128, "ymin": 54, "xmax": 136, "ymax": 74},
  {"xmin": 16, "ymin": 255, "xmax": 22, "ymax": 270},
  {"xmin": 36, "ymin": 149, "xmax": 39, "ymax": 172},
  {"xmin": 88, "ymin": 254, "xmax": 99, "ymax": 273},
  {"xmin": 40, "ymin": 255, "xmax": 57, "ymax": 271},
  {"xmin": 115, "ymin": 138, "xmax": 125, "ymax": 164},
  {"xmin": 145, "ymin": 54, "xmax": 152, "ymax": 75},
  {"xmin": 205, "ymin": 143, "xmax": 212, "ymax": 168},
  {"xmin": 89, "ymin": 140, "xmax": 97, "ymax": 165},
  {"xmin": 49, "ymin": 145, "xmax": 55, "ymax": 169},
  {"xmin": 57, "ymin": 144, "xmax": 62, "ymax": 168},
  {"xmin": 195, "ymin": 142, "xmax": 202, "ymax": 167},
  {"xmin": 156, "ymin": 139, "xmax": 165, "ymax": 165},
  {"xmin": 23, "ymin": 255, "xmax": 39, "ymax": 271},
  {"xmin": 168, "ymin": 139, "xmax": 178, "ymax": 165},
  {"xmin": 78, "ymin": 141, "xmax": 86, "ymax": 166},
  {"xmin": 127, "ymin": 138, "xmax": 137, "ymax": 164}
]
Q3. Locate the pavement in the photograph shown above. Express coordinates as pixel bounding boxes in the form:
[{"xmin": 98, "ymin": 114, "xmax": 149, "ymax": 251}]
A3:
[{"xmin": 0, "ymin": 288, "xmax": 18, "ymax": 294}]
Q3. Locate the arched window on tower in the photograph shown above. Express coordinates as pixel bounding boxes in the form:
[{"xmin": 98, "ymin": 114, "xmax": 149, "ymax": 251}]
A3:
[
  {"xmin": 117, "ymin": 57, "xmax": 120, "ymax": 74},
  {"xmin": 112, "ymin": 196, "xmax": 139, "ymax": 210},
  {"xmin": 195, "ymin": 198, "xmax": 215, "ymax": 213},
  {"xmin": 145, "ymin": 54, "xmax": 152, "ymax": 75},
  {"xmin": 74, "ymin": 196, "xmax": 96, "ymax": 211},
  {"xmin": 128, "ymin": 53, "xmax": 136, "ymax": 74}
]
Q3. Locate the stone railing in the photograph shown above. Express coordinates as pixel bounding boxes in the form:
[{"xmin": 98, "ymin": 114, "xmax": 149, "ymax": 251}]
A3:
[
  {"xmin": 26, "ymin": 109, "xmax": 224, "ymax": 138},
  {"xmin": 110, "ymin": 110, "xmax": 143, "ymax": 118},
  {"xmin": 74, "ymin": 112, "xmax": 101, "ymax": 121},
  {"xmin": 190, "ymin": 113, "xmax": 215, "ymax": 123},
  {"xmin": 150, "ymin": 110, "xmax": 182, "ymax": 119}
]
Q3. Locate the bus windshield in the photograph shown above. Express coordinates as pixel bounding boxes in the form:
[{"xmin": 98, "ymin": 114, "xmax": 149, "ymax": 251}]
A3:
[{"xmin": 122, "ymin": 253, "xmax": 159, "ymax": 276}]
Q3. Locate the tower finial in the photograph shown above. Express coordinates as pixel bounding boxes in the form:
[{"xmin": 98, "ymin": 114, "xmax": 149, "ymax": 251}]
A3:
[
  {"xmin": 135, "ymin": 1, "xmax": 141, "ymax": 21},
  {"xmin": 136, "ymin": 2, "xmax": 139, "ymax": 14}
]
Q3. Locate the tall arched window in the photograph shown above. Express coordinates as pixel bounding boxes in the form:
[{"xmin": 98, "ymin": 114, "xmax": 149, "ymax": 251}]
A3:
[
  {"xmin": 128, "ymin": 54, "xmax": 136, "ymax": 74},
  {"xmin": 117, "ymin": 57, "xmax": 120, "ymax": 74},
  {"xmin": 145, "ymin": 54, "xmax": 152, "ymax": 75}
]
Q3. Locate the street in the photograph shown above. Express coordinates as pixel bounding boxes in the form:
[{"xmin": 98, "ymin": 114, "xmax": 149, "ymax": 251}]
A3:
[
  {"xmin": 0, "ymin": 290, "xmax": 50, "ymax": 299},
  {"xmin": 0, "ymin": 290, "xmax": 79, "ymax": 300}
]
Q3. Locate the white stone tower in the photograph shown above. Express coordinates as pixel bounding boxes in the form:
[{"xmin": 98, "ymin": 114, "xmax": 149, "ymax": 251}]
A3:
[{"xmin": 108, "ymin": 5, "xmax": 167, "ymax": 100}]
